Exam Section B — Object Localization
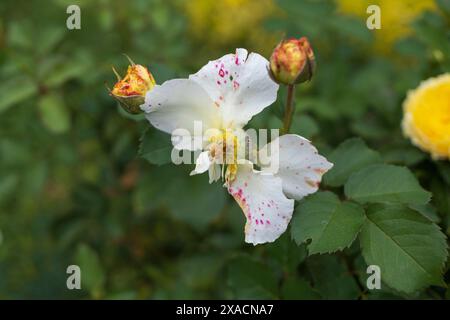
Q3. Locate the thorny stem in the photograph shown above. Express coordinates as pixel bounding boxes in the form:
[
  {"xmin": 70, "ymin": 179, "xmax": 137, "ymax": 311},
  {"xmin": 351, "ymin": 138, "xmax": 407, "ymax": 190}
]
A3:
[{"xmin": 282, "ymin": 84, "xmax": 295, "ymax": 134}]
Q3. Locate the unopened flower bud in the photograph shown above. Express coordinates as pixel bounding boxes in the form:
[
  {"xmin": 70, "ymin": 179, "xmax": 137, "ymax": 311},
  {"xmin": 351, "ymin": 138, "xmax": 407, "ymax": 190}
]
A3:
[
  {"xmin": 269, "ymin": 37, "xmax": 316, "ymax": 85},
  {"xmin": 109, "ymin": 59, "xmax": 155, "ymax": 114}
]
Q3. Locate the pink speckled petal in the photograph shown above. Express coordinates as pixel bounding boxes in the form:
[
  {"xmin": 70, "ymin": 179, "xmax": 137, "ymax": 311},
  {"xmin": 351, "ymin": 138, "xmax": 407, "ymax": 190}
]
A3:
[
  {"xmin": 228, "ymin": 163, "xmax": 294, "ymax": 245},
  {"xmin": 258, "ymin": 134, "xmax": 333, "ymax": 201},
  {"xmin": 189, "ymin": 48, "xmax": 279, "ymax": 128}
]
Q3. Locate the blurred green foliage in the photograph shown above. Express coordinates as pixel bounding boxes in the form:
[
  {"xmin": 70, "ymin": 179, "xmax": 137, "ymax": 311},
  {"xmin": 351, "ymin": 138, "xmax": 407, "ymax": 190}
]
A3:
[{"xmin": 0, "ymin": 0, "xmax": 449, "ymax": 299}]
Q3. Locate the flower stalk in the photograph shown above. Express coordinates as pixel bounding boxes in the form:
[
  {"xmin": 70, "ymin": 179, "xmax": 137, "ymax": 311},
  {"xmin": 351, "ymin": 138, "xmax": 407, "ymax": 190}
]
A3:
[{"xmin": 282, "ymin": 84, "xmax": 295, "ymax": 134}]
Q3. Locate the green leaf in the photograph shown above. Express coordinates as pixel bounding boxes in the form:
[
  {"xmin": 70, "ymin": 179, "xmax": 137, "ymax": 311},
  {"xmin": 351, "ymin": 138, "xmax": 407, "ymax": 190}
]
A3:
[
  {"xmin": 227, "ymin": 255, "xmax": 278, "ymax": 299},
  {"xmin": 351, "ymin": 118, "xmax": 387, "ymax": 140},
  {"xmin": 281, "ymin": 277, "xmax": 321, "ymax": 299},
  {"xmin": 43, "ymin": 60, "xmax": 87, "ymax": 88},
  {"xmin": 138, "ymin": 128, "xmax": 173, "ymax": 165},
  {"xmin": 117, "ymin": 104, "xmax": 146, "ymax": 121},
  {"xmin": 329, "ymin": 15, "xmax": 373, "ymax": 44},
  {"xmin": 290, "ymin": 114, "xmax": 319, "ymax": 139},
  {"xmin": 436, "ymin": 161, "xmax": 450, "ymax": 186},
  {"xmin": 265, "ymin": 233, "xmax": 307, "ymax": 274},
  {"xmin": 382, "ymin": 146, "xmax": 426, "ymax": 166},
  {"xmin": 7, "ymin": 22, "xmax": 32, "ymax": 49},
  {"xmin": 307, "ymin": 254, "xmax": 360, "ymax": 299},
  {"xmin": 291, "ymin": 192, "xmax": 365, "ymax": 254},
  {"xmin": 134, "ymin": 165, "xmax": 226, "ymax": 230},
  {"xmin": 0, "ymin": 174, "xmax": 18, "ymax": 201},
  {"xmin": 105, "ymin": 291, "xmax": 138, "ymax": 300},
  {"xmin": 298, "ymin": 97, "xmax": 339, "ymax": 120},
  {"xmin": 345, "ymin": 164, "xmax": 431, "ymax": 205},
  {"xmin": 75, "ymin": 244, "xmax": 105, "ymax": 297},
  {"xmin": 36, "ymin": 27, "xmax": 65, "ymax": 55},
  {"xmin": 430, "ymin": 179, "xmax": 450, "ymax": 218},
  {"xmin": 436, "ymin": 0, "xmax": 450, "ymax": 15},
  {"xmin": 360, "ymin": 204, "xmax": 448, "ymax": 293},
  {"xmin": 323, "ymin": 138, "xmax": 382, "ymax": 187},
  {"xmin": 409, "ymin": 204, "xmax": 441, "ymax": 223},
  {"xmin": 166, "ymin": 170, "xmax": 226, "ymax": 230},
  {"xmin": 0, "ymin": 76, "xmax": 37, "ymax": 113},
  {"xmin": 38, "ymin": 93, "xmax": 71, "ymax": 133}
]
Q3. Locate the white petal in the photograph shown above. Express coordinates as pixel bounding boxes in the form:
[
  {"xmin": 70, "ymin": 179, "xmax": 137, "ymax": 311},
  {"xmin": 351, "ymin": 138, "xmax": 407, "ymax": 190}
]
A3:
[
  {"xmin": 190, "ymin": 151, "xmax": 211, "ymax": 176},
  {"xmin": 189, "ymin": 48, "xmax": 279, "ymax": 128},
  {"xmin": 171, "ymin": 131, "xmax": 197, "ymax": 151},
  {"xmin": 227, "ymin": 163, "xmax": 294, "ymax": 245},
  {"xmin": 208, "ymin": 163, "xmax": 221, "ymax": 184},
  {"xmin": 142, "ymin": 79, "xmax": 221, "ymax": 150},
  {"xmin": 259, "ymin": 134, "xmax": 333, "ymax": 201}
]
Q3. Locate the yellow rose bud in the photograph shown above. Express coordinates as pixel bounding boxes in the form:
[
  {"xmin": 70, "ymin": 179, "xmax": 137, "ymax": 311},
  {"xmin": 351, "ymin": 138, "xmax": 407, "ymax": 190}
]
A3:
[
  {"xmin": 402, "ymin": 73, "xmax": 450, "ymax": 160},
  {"xmin": 269, "ymin": 37, "xmax": 316, "ymax": 85},
  {"xmin": 109, "ymin": 59, "xmax": 155, "ymax": 114}
]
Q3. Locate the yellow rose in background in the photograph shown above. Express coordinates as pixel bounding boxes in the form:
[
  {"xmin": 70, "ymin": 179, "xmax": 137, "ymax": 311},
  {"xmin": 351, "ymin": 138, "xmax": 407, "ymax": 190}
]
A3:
[
  {"xmin": 402, "ymin": 74, "xmax": 450, "ymax": 160},
  {"xmin": 185, "ymin": 0, "xmax": 278, "ymax": 55},
  {"xmin": 337, "ymin": 0, "xmax": 435, "ymax": 52}
]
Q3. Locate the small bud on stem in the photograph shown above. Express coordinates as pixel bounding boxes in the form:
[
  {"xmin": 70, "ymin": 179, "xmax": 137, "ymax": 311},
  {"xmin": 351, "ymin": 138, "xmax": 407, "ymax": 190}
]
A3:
[
  {"xmin": 269, "ymin": 37, "xmax": 315, "ymax": 85},
  {"xmin": 108, "ymin": 58, "xmax": 155, "ymax": 114},
  {"xmin": 269, "ymin": 37, "xmax": 316, "ymax": 133}
]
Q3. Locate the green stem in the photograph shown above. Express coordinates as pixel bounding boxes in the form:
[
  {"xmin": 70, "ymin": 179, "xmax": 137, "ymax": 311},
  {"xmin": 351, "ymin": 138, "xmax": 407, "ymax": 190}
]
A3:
[{"xmin": 282, "ymin": 84, "xmax": 295, "ymax": 134}]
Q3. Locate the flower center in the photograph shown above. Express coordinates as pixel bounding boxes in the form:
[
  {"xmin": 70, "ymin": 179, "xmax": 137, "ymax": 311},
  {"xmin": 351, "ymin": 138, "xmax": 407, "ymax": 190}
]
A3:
[{"xmin": 207, "ymin": 130, "xmax": 240, "ymax": 183}]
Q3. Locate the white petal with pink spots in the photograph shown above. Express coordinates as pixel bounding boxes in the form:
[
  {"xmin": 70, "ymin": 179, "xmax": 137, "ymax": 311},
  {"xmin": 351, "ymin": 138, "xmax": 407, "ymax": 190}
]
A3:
[
  {"xmin": 259, "ymin": 134, "xmax": 333, "ymax": 201},
  {"xmin": 228, "ymin": 163, "xmax": 294, "ymax": 245},
  {"xmin": 189, "ymin": 48, "xmax": 279, "ymax": 128}
]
